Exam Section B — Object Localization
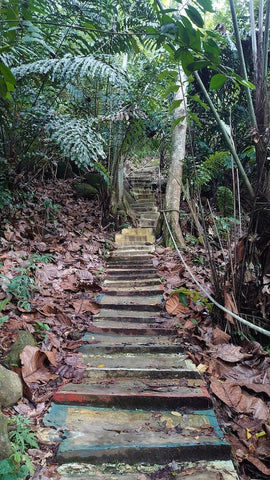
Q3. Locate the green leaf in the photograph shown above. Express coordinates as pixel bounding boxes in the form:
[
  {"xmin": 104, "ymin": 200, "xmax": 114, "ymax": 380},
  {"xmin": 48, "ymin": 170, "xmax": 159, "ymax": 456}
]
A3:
[
  {"xmin": 179, "ymin": 292, "xmax": 188, "ymax": 306},
  {"xmin": 145, "ymin": 26, "xmax": 160, "ymax": 35},
  {"xmin": 0, "ymin": 297, "xmax": 9, "ymax": 312},
  {"xmin": 203, "ymin": 38, "xmax": 220, "ymax": 64},
  {"xmin": 165, "ymin": 84, "xmax": 179, "ymax": 95},
  {"xmin": 131, "ymin": 37, "xmax": 140, "ymax": 54},
  {"xmin": 189, "ymin": 112, "xmax": 202, "ymax": 128},
  {"xmin": 0, "ymin": 63, "xmax": 16, "ymax": 86},
  {"xmin": 158, "ymin": 70, "xmax": 178, "ymax": 80},
  {"xmin": 232, "ymin": 74, "xmax": 256, "ymax": 90},
  {"xmin": 172, "ymin": 116, "xmax": 185, "ymax": 129},
  {"xmin": 163, "ymin": 43, "xmax": 175, "ymax": 55},
  {"xmin": 0, "ymin": 458, "xmax": 14, "ymax": 474},
  {"xmin": 169, "ymin": 99, "xmax": 183, "ymax": 113},
  {"xmin": 209, "ymin": 73, "xmax": 227, "ymax": 89},
  {"xmin": 190, "ymin": 94, "xmax": 210, "ymax": 110},
  {"xmin": 0, "ymin": 78, "xmax": 8, "ymax": 98},
  {"xmin": 186, "ymin": 60, "xmax": 209, "ymax": 73},
  {"xmin": 0, "ymin": 316, "xmax": 9, "ymax": 325},
  {"xmin": 186, "ymin": 5, "xmax": 204, "ymax": 28},
  {"xmin": 196, "ymin": 0, "xmax": 214, "ymax": 12}
]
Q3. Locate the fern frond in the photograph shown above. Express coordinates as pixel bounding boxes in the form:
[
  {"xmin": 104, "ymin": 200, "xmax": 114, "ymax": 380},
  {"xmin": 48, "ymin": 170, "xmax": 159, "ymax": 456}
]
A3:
[
  {"xmin": 197, "ymin": 151, "xmax": 230, "ymax": 187},
  {"xmin": 13, "ymin": 54, "xmax": 126, "ymax": 85},
  {"xmin": 46, "ymin": 115, "xmax": 106, "ymax": 172}
]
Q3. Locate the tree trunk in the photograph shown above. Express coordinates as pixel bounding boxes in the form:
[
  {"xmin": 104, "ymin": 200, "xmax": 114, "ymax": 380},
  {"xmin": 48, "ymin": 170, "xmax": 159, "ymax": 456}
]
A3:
[{"xmin": 163, "ymin": 69, "xmax": 187, "ymax": 248}]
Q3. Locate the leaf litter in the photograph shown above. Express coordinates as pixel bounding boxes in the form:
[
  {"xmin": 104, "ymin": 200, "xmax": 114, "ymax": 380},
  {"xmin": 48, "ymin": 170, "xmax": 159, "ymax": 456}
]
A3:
[
  {"xmin": 154, "ymin": 245, "xmax": 270, "ymax": 479},
  {"xmin": 1, "ymin": 181, "xmax": 270, "ymax": 479},
  {"xmin": 0, "ymin": 178, "xmax": 109, "ymax": 477}
]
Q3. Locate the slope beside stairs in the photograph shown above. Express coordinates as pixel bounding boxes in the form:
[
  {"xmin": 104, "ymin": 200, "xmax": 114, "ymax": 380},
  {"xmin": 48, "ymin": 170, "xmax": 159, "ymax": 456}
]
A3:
[{"xmin": 44, "ymin": 167, "xmax": 238, "ymax": 479}]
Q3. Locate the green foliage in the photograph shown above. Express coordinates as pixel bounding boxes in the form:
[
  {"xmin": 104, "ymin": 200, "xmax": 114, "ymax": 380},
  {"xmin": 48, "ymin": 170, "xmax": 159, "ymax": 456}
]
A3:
[
  {"xmin": 13, "ymin": 54, "xmax": 125, "ymax": 85},
  {"xmin": 212, "ymin": 214, "xmax": 239, "ymax": 237},
  {"xmin": 9, "ymin": 416, "xmax": 38, "ymax": 455},
  {"xmin": 2, "ymin": 275, "xmax": 35, "ymax": 311},
  {"xmin": 217, "ymin": 186, "xmax": 234, "ymax": 216},
  {"xmin": 46, "ymin": 116, "xmax": 107, "ymax": 172},
  {"xmin": 0, "ymin": 415, "xmax": 38, "ymax": 480},
  {"xmin": 34, "ymin": 320, "xmax": 50, "ymax": 337},
  {"xmin": 0, "ymin": 158, "xmax": 13, "ymax": 210},
  {"xmin": 0, "ymin": 458, "xmax": 30, "ymax": 480},
  {"xmin": 0, "ymin": 297, "xmax": 9, "ymax": 325},
  {"xmin": 0, "ymin": 253, "xmax": 54, "ymax": 311},
  {"xmin": 172, "ymin": 286, "xmax": 212, "ymax": 312},
  {"xmin": 196, "ymin": 151, "xmax": 230, "ymax": 188}
]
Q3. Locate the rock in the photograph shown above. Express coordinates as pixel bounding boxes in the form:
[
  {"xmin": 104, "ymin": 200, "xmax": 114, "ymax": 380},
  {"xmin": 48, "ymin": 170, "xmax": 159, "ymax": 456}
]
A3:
[
  {"xmin": 85, "ymin": 173, "xmax": 106, "ymax": 189},
  {"xmin": 0, "ymin": 412, "xmax": 13, "ymax": 460},
  {"xmin": 0, "ymin": 365, "xmax": 22, "ymax": 407},
  {"xmin": 74, "ymin": 183, "xmax": 98, "ymax": 199},
  {"xmin": 4, "ymin": 330, "xmax": 37, "ymax": 368}
]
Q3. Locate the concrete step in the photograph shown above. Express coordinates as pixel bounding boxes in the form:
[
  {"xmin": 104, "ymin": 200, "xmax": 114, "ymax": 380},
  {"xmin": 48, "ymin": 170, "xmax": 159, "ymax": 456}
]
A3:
[
  {"xmin": 96, "ymin": 308, "xmax": 158, "ymax": 318},
  {"xmin": 121, "ymin": 227, "xmax": 154, "ymax": 236},
  {"xmin": 138, "ymin": 219, "xmax": 158, "ymax": 228},
  {"xmin": 111, "ymin": 251, "xmax": 154, "ymax": 258},
  {"xmin": 132, "ymin": 206, "xmax": 158, "ymax": 213},
  {"xmin": 108, "ymin": 255, "xmax": 154, "ymax": 263},
  {"xmin": 104, "ymin": 272, "xmax": 157, "ymax": 280},
  {"xmin": 115, "ymin": 234, "xmax": 155, "ymax": 243},
  {"xmin": 114, "ymin": 245, "xmax": 154, "ymax": 252},
  {"xmin": 103, "ymin": 278, "xmax": 161, "ymax": 287},
  {"xmin": 99, "ymin": 294, "xmax": 162, "ymax": 311},
  {"xmin": 53, "ymin": 377, "xmax": 211, "ymax": 409},
  {"xmin": 106, "ymin": 266, "xmax": 156, "ymax": 273},
  {"xmin": 80, "ymin": 352, "xmax": 200, "ymax": 379},
  {"xmin": 89, "ymin": 323, "xmax": 176, "ymax": 335},
  {"xmin": 57, "ymin": 460, "xmax": 239, "ymax": 480},
  {"xmin": 44, "ymin": 405, "xmax": 231, "ymax": 464},
  {"xmin": 81, "ymin": 332, "xmax": 181, "ymax": 353},
  {"xmin": 102, "ymin": 287, "xmax": 163, "ymax": 296}
]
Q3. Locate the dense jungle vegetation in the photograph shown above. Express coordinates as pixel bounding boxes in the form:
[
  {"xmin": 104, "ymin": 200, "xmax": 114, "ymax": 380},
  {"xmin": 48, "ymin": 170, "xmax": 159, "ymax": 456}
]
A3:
[
  {"xmin": 0, "ymin": 0, "xmax": 270, "ymax": 478},
  {"xmin": 1, "ymin": 0, "xmax": 269, "ymax": 332}
]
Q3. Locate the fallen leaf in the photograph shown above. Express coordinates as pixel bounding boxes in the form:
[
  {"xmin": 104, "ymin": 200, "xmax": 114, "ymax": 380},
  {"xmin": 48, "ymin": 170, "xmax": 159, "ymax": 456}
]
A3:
[
  {"xmin": 214, "ymin": 344, "xmax": 252, "ymax": 363},
  {"xmin": 212, "ymin": 327, "xmax": 231, "ymax": 345},
  {"xmin": 197, "ymin": 363, "xmax": 208, "ymax": 373},
  {"xmin": 72, "ymin": 298, "xmax": 100, "ymax": 314},
  {"xmin": 224, "ymin": 288, "xmax": 237, "ymax": 324},
  {"xmin": 166, "ymin": 293, "xmax": 190, "ymax": 315},
  {"xmin": 210, "ymin": 378, "xmax": 269, "ymax": 421},
  {"xmin": 20, "ymin": 346, "xmax": 58, "ymax": 385}
]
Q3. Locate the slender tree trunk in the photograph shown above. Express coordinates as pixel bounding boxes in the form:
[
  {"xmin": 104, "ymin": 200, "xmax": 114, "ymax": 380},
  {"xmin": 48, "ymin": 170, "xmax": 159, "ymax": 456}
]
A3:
[{"xmin": 163, "ymin": 69, "xmax": 187, "ymax": 248}]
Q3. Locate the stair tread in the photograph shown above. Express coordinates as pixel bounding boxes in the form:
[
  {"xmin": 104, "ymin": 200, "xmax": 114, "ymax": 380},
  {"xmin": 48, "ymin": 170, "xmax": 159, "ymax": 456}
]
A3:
[
  {"xmin": 44, "ymin": 405, "xmax": 231, "ymax": 464},
  {"xmin": 58, "ymin": 460, "xmax": 239, "ymax": 480}
]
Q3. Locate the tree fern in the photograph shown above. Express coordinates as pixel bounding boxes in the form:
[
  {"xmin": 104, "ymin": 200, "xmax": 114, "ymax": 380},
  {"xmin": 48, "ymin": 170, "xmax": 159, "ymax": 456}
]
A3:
[
  {"xmin": 13, "ymin": 54, "xmax": 126, "ymax": 85},
  {"xmin": 46, "ymin": 115, "xmax": 107, "ymax": 175}
]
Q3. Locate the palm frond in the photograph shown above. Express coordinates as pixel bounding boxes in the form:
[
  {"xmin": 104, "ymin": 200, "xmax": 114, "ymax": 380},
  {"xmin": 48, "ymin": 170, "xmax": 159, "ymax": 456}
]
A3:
[
  {"xmin": 46, "ymin": 115, "xmax": 106, "ymax": 172},
  {"xmin": 13, "ymin": 54, "xmax": 126, "ymax": 85}
]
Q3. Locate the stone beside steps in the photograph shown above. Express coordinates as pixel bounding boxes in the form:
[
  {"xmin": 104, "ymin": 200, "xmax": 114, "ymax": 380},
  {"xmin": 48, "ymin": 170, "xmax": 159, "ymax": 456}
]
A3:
[{"xmin": 44, "ymin": 165, "xmax": 238, "ymax": 479}]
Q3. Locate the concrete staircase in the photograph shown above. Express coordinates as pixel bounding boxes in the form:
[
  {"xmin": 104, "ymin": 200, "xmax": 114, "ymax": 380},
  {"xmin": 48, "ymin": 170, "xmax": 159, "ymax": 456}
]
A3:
[{"xmin": 44, "ymin": 166, "xmax": 238, "ymax": 479}]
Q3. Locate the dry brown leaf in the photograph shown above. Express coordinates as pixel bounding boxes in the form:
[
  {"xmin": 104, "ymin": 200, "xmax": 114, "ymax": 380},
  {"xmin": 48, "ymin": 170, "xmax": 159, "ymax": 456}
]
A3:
[
  {"xmin": 224, "ymin": 288, "xmax": 237, "ymax": 324},
  {"xmin": 210, "ymin": 378, "xmax": 269, "ymax": 421},
  {"xmin": 166, "ymin": 293, "xmax": 190, "ymax": 315},
  {"xmin": 76, "ymin": 269, "xmax": 94, "ymax": 283},
  {"xmin": 212, "ymin": 327, "xmax": 231, "ymax": 345},
  {"xmin": 214, "ymin": 344, "xmax": 252, "ymax": 363},
  {"xmin": 247, "ymin": 455, "xmax": 270, "ymax": 475},
  {"xmin": 20, "ymin": 346, "xmax": 58, "ymax": 385},
  {"xmin": 72, "ymin": 298, "xmax": 100, "ymax": 314}
]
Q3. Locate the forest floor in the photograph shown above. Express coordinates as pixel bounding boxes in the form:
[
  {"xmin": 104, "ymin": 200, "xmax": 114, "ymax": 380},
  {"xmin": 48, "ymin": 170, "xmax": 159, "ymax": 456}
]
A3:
[{"xmin": 0, "ymin": 179, "xmax": 270, "ymax": 480}]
